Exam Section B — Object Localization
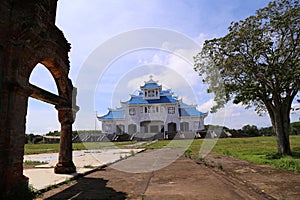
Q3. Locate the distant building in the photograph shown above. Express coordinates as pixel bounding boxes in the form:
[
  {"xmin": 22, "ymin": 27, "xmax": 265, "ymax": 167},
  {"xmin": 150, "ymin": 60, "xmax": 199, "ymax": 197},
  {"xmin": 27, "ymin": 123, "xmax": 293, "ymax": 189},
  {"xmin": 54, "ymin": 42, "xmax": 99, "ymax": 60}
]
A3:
[
  {"xmin": 43, "ymin": 136, "xmax": 60, "ymax": 144},
  {"xmin": 97, "ymin": 77, "xmax": 207, "ymax": 139}
]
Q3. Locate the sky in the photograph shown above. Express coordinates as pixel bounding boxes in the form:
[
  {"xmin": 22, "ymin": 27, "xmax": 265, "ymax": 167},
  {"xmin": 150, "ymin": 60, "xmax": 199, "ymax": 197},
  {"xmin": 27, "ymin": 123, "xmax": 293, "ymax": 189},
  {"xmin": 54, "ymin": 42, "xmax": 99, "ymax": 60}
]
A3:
[{"xmin": 26, "ymin": 0, "xmax": 300, "ymax": 134}]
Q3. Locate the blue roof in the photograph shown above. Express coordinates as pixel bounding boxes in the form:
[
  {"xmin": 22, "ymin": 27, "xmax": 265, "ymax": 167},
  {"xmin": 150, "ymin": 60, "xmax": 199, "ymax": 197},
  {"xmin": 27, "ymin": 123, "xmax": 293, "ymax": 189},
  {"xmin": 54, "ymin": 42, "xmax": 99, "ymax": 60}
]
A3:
[
  {"xmin": 98, "ymin": 109, "xmax": 125, "ymax": 120},
  {"xmin": 179, "ymin": 102, "xmax": 189, "ymax": 107},
  {"xmin": 179, "ymin": 107, "xmax": 206, "ymax": 117},
  {"xmin": 127, "ymin": 95, "xmax": 178, "ymax": 105},
  {"xmin": 160, "ymin": 90, "xmax": 172, "ymax": 95},
  {"xmin": 140, "ymin": 82, "xmax": 160, "ymax": 89}
]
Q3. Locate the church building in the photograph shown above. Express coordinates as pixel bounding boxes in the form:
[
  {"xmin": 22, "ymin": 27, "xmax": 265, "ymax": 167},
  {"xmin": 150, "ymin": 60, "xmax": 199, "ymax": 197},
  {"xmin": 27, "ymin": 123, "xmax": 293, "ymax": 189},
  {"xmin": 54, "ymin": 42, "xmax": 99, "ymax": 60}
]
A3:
[{"xmin": 98, "ymin": 77, "xmax": 207, "ymax": 139}]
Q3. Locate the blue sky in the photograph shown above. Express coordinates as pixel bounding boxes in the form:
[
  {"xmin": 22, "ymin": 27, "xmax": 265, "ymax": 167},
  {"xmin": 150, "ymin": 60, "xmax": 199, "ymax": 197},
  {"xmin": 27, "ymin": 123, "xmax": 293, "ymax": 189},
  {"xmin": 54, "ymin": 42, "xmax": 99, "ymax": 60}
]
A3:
[{"xmin": 26, "ymin": 0, "xmax": 299, "ymax": 134}]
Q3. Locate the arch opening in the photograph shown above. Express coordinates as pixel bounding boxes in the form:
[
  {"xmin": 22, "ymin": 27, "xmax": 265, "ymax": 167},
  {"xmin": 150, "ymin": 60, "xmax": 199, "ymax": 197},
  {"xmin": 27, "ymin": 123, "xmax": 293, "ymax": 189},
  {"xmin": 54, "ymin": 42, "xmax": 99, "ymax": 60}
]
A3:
[{"xmin": 29, "ymin": 63, "xmax": 59, "ymax": 95}]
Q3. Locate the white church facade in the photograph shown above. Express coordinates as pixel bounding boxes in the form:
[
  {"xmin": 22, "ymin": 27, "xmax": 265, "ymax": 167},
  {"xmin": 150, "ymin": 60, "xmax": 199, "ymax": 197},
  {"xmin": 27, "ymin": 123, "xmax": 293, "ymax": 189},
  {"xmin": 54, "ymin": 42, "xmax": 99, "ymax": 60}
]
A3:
[{"xmin": 98, "ymin": 78, "xmax": 207, "ymax": 139}]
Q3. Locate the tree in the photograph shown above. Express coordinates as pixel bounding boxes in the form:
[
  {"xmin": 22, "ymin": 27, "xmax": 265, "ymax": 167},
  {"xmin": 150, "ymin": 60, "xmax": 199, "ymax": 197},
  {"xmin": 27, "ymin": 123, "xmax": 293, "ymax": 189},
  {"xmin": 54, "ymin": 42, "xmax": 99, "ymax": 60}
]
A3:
[
  {"xmin": 194, "ymin": 0, "xmax": 300, "ymax": 155},
  {"xmin": 242, "ymin": 125, "xmax": 260, "ymax": 136},
  {"xmin": 290, "ymin": 122, "xmax": 300, "ymax": 135}
]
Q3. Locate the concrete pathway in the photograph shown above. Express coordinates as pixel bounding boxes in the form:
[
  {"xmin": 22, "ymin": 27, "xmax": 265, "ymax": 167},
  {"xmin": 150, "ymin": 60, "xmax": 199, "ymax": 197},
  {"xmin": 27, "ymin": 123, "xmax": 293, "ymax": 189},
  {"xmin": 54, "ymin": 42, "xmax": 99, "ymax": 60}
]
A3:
[
  {"xmin": 24, "ymin": 148, "xmax": 144, "ymax": 190},
  {"xmin": 38, "ymin": 148, "xmax": 271, "ymax": 200}
]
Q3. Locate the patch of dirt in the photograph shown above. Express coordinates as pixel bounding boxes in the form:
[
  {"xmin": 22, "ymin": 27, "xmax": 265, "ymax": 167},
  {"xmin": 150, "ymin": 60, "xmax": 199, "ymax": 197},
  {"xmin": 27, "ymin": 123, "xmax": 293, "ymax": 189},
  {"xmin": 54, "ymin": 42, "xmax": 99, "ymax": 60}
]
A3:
[
  {"xmin": 23, "ymin": 164, "xmax": 36, "ymax": 169},
  {"xmin": 37, "ymin": 151, "xmax": 300, "ymax": 200},
  {"xmin": 203, "ymin": 152, "xmax": 300, "ymax": 200},
  {"xmin": 23, "ymin": 162, "xmax": 48, "ymax": 169}
]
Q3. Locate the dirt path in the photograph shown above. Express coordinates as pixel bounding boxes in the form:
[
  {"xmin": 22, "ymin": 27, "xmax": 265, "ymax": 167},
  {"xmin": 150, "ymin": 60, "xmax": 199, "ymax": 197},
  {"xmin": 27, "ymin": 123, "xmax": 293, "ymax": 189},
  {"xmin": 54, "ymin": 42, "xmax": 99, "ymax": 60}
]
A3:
[{"xmin": 37, "ymin": 149, "xmax": 300, "ymax": 200}]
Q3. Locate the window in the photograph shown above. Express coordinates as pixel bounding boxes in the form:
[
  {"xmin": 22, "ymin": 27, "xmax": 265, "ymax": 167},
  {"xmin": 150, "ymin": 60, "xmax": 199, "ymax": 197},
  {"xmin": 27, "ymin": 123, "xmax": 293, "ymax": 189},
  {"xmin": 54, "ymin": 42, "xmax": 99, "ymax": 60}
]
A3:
[
  {"xmin": 129, "ymin": 108, "xmax": 136, "ymax": 115},
  {"xmin": 148, "ymin": 90, "xmax": 155, "ymax": 97},
  {"xmin": 168, "ymin": 107, "xmax": 175, "ymax": 114},
  {"xmin": 144, "ymin": 106, "xmax": 159, "ymax": 113},
  {"xmin": 128, "ymin": 124, "xmax": 137, "ymax": 134},
  {"xmin": 151, "ymin": 106, "xmax": 156, "ymax": 113},
  {"xmin": 194, "ymin": 121, "xmax": 200, "ymax": 129},
  {"xmin": 103, "ymin": 124, "xmax": 112, "ymax": 132},
  {"xmin": 180, "ymin": 122, "xmax": 189, "ymax": 131}
]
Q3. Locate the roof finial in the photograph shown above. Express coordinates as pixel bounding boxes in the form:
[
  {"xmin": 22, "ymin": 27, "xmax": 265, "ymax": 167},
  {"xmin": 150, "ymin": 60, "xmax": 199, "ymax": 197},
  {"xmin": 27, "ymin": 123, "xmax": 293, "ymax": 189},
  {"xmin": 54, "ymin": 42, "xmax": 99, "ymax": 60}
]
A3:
[{"xmin": 149, "ymin": 75, "xmax": 153, "ymax": 80}]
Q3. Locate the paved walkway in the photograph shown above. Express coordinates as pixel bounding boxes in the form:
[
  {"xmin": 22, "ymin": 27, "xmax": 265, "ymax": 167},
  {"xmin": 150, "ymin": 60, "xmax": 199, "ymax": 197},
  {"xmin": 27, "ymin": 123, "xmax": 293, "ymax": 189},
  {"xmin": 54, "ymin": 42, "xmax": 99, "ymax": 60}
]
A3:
[
  {"xmin": 37, "ymin": 149, "xmax": 272, "ymax": 200},
  {"xmin": 24, "ymin": 148, "xmax": 145, "ymax": 190}
]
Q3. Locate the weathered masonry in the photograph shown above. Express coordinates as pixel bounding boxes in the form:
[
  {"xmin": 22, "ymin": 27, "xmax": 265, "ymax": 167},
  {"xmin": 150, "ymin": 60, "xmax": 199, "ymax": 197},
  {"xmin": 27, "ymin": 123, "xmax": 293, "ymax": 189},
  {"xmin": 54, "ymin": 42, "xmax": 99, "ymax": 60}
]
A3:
[{"xmin": 0, "ymin": 0, "xmax": 78, "ymax": 198}]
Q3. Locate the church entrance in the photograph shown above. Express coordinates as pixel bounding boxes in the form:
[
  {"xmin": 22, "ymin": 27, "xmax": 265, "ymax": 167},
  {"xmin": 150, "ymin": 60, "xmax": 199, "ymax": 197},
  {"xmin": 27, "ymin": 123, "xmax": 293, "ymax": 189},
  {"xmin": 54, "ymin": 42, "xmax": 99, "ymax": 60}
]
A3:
[
  {"xmin": 140, "ymin": 121, "xmax": 164, "ymax": 133},
  {"xmin": 166, "ymin": 122, "xmax": 177, "ymax": 139},
  {"xmin": 168, "ymin": 122, "xmax": 177, "ymax": 133}
]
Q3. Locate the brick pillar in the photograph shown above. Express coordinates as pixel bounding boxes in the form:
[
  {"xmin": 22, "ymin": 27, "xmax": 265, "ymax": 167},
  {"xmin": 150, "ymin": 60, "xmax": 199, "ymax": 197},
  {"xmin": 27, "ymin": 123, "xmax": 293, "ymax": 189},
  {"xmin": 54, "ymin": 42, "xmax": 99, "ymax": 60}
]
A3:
[
  {"xmin": 0, "ymin": 84, "xmax": 30, "ymax": 198},
  {"xmin": 54, "ymin": 107, "xmax": 76, "ymax": 174}
]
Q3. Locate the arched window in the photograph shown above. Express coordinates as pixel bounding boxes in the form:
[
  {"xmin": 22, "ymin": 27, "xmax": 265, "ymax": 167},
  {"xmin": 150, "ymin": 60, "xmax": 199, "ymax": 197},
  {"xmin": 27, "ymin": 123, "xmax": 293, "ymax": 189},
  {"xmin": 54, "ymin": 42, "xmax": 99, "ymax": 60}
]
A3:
[
  {"xmin": 128, "ymin": 124, "xmax": 137, "ymax": 134},
  {"xmin": 180, "ymin": 122, "xmax": 189, "ymax": 131}
]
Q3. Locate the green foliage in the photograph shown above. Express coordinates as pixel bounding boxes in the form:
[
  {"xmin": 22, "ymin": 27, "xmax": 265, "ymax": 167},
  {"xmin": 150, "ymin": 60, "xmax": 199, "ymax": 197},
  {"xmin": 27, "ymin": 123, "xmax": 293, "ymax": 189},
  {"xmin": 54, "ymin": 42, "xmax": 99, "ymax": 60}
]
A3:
[
  {"xmin": 290, "ymin": 121, "xmax": 300, "ymax": 135},
  {"xmin": 256, "ymin": 121, "xmax": 300, "ymax": 136},
  {"xmin": 84, "ymin": 165, "xmax": 94, "ymax": 169},
  {"xmin": 46, "ymin": 130, "xmax": 60, "ymax": 136},
  {"xmin": 130, "ymin": 150, "xmax": 135, "ymax": 156},
  {"xmin": 212, "ymin": 136, "xmax": 300, "ymax": 172},
  {"xmin": 25, "ymin": 133, "xmax": 43, "ymax": 144},
  {"xmin": 24, "ymin": 141, "xmax": 138, "ymax": 154},
  {"xmin": 204, "ymin": 124, "xmax": 229, "ymax": 131},
  {"xmin": 242, "ymin": 125, "xmax": 260, "ymax": 136},
  {"xmin": 198, "ymin": 155, "xmax": 204, "ymax": 161},
  {"xmin": 217, "ymin": 163, "xmax": 224, "ymax": 170},
  {"xmin": 194, "ymin": 0, "xmax": 300, "ymax": 113},
  {"xmin": 45, "ymin": 130, "xmax": 102, "ymax": 138},
  {"xmin": 24, "ymin": 160, "xmax": 47, "ymax": 165},
  {"xmin": 258, "ymin": 126, "xmax": 275, "ymax": 136},
  {"xmin": 194, "ymin": 0, "xmax": 300, "ymax": 155},
  {"xmin": 184, "ymin": 148, "xmax": 193, "ymax": 158},
  {"xmin": 25, "ymin": 143, "xmax": 60, "ymax": 154},
  {"xmin": 145, "ymin": 136, "xmax": 300, "ymax": 172}
]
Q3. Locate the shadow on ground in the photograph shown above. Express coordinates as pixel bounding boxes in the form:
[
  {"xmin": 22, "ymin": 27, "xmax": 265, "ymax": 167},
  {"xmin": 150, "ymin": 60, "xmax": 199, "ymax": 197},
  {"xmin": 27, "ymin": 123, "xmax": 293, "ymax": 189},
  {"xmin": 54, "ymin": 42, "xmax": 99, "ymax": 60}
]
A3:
[{"xmin": 45, "ymin": 176, "xmax": 127, "ymax": 200}]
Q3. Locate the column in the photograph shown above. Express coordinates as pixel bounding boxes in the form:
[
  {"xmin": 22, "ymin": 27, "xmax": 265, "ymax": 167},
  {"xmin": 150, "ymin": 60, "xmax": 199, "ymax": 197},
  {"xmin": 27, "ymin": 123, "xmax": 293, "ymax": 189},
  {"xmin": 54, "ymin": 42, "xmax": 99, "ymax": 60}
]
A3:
[
  {"xmin": 0, "ymin": 83, "xmax": 31, "ymax": 198},
  {"xmin": 54, "ymin": 106, "xmax": 76, "ymax": 174}
]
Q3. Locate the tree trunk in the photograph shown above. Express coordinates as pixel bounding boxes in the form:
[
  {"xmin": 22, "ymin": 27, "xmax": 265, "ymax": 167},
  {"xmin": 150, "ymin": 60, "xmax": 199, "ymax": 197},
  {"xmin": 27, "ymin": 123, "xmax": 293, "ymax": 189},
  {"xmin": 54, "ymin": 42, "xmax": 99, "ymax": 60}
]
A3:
[{"xmin": 268, "ymin": 104, "xmax": 291, "ymax": 156}]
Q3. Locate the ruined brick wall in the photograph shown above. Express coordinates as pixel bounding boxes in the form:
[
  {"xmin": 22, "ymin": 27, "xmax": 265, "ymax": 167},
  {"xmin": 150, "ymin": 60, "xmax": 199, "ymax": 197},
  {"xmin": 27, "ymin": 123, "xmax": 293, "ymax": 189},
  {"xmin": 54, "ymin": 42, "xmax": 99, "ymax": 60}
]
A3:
[{"xmin": 0, "ymin": 0, "xmax": 76, "ymax": 197}]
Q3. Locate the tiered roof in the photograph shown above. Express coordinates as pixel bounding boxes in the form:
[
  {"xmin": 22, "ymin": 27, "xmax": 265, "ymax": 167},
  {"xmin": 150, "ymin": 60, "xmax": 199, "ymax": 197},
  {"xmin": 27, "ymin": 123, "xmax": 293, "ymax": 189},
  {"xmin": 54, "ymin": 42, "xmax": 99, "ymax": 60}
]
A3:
[{"xmin": 98, "ymin": 77, "xmax": 206, "ymax": 120}]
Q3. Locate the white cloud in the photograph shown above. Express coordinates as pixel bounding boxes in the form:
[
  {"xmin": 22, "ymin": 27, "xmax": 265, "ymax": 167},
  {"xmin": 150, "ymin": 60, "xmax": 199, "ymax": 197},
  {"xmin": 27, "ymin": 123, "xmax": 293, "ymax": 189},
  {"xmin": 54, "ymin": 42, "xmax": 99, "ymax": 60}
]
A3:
[
  {"xmin": 197, "ymin": 98, "xmax": 216, "ymax": 113},
  {"xmin": 27, "ymin": 0, "xmax": 274, "ymax": 133},
  {"xmin": 165, "ymin": 50, "xmax": 200, "ymax": 86},
  {"xmin": 198, "ymin": 100, "xmax": 273, "ymax": 129},
  {"xmin": 127, "ymin": 74, "xmax": 151, "ymax": 92},
  {"xmin": 195, "ymin": 33, "xmax": 208, "ymax": 47}
]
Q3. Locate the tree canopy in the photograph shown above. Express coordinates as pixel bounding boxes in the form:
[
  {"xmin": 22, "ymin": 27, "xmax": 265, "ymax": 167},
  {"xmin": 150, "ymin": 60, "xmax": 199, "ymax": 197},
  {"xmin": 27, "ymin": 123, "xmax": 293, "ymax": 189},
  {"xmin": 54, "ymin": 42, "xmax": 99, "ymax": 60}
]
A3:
[{"xmin": 194, "ymin": 0, "xmax": 300, "ymax": 155}]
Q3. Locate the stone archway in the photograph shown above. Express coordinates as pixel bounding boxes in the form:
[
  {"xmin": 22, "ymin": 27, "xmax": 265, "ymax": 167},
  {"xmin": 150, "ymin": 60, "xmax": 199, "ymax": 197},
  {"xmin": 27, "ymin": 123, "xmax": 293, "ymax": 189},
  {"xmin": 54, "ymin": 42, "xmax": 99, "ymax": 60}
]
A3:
[
  {"xmin": 27, "ymin": 60, "xmax": 79, "ymax": 175},
  {"xmin": 0, "ymin": 1, "xmax": 79, "ymax": 198}
]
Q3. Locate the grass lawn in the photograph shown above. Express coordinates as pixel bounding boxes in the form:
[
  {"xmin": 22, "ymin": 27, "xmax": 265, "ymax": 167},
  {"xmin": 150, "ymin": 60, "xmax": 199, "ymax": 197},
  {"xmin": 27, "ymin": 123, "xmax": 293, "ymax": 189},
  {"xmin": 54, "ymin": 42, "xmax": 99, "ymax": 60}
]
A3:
[
  {"xmin": 144, "ymin": 136, "xmax": 300, "ymax": 173},
  {"xmin": 210, "ymin": 136, "xmax": 300, "ymax": 172},
  {"xmin": 24, "ymin": 136, "xmax": 300, "ymax": 172},
  {"xmin": 24, "ymin": 141, "xmax": 136, "ymax": 155}
]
